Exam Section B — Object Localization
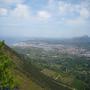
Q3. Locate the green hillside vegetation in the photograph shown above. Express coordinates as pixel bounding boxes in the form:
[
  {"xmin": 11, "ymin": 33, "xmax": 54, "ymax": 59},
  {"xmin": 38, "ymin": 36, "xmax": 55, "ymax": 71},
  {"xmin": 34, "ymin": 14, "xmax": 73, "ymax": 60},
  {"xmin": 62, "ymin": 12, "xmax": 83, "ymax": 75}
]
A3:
[
  {"xmin": 0, "ymin": 41, "xmax": 16, "ymax": 89},
  {"xmin": 13, "ymin": 44, "xmax": 90, "ymax": 90},
  {"xmin": 0, "ymin": 41, "xmax": 72, "ymax": 90},
  {"xmin": 0, "ymin": 41, "xmax": 43, "ymax": 90}
]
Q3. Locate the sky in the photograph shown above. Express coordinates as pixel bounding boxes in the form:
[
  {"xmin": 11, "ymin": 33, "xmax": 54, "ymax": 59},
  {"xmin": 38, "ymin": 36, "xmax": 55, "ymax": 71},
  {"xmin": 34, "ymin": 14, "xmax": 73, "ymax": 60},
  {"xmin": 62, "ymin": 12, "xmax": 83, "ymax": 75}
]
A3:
[{"xmin": 0, "ymin": 0, "xmax": 90, "ymax": 38}]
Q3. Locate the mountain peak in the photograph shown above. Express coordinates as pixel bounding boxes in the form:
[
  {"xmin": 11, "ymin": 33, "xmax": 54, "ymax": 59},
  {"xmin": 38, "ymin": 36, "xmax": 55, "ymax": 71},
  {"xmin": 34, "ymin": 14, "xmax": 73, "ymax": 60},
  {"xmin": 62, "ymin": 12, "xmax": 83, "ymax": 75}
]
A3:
[{"xmin": 81, "ymin": 35, "xmax": 89, "ymax": 38}]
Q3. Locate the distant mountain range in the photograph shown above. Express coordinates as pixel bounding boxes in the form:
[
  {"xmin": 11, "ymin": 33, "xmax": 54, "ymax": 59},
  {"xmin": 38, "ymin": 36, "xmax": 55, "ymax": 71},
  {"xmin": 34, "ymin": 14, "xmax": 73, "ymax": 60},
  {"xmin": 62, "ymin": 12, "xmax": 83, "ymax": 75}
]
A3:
[
  {"xmin": 18, "ymin": 35, "xmax": 90, "ymax": 44},
  {"xmin": 71, "ymin": 35, "xmax": 90, "ymax": 43},
  {"xmin": 1, "ymin": 35, "xmax": 90, "ymax": 45}
]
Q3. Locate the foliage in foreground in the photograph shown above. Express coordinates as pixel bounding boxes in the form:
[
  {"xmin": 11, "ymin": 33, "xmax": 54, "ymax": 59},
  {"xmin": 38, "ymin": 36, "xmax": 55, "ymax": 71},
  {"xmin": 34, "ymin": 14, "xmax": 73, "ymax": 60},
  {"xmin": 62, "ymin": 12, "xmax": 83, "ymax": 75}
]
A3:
[{"xmin": 0, "ymin": 41, "xmax": 16, "ymax": 90}]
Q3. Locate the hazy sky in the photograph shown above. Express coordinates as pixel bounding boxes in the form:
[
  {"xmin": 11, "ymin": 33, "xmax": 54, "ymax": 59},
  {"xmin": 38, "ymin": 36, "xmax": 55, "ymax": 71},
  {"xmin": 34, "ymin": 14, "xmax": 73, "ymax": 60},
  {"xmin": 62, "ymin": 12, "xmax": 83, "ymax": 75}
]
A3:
[{"xmin": 0, "ymin": 0, "xmax": 90, "ymax": 38}]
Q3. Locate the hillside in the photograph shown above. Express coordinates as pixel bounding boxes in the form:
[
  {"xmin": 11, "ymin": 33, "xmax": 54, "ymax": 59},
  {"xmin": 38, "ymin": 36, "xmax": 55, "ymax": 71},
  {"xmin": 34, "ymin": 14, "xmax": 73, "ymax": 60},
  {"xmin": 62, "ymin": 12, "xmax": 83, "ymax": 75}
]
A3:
[
  {"xmin": 0, "ymin": 41, "xmax": 72, "ymax": 90},
  {"xmin": 0, "ymin": 41, "xmax": 43, "ymax": 90}
]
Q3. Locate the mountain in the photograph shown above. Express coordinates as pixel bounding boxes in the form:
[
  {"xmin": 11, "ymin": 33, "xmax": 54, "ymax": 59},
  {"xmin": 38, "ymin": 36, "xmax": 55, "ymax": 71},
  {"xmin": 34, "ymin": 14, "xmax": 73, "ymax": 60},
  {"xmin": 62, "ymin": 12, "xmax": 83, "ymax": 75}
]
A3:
[
  {"xmin": 71, "ymin": 35, "xmax": 90, "ymax": 43},
  {"xmin": 0, "ymin": 41, "xmax": 72, "ymax": 90}
]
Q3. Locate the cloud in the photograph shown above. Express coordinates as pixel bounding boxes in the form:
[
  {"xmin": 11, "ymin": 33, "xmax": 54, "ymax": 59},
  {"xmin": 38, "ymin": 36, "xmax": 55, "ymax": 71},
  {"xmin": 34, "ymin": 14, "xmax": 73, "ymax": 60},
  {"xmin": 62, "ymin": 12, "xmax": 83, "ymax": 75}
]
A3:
[
  {"xmin": 0, "ymin": 8, "xmax": 8, "ymax": 16},
  {"xmin": 58, "ymin": 1, "xmax": 80, "ymax": 15},
  {"xmin": 37, "ymin": 10, "xmax": 51, "ymax": 20},
  {"xmin": 0, "ymin": 0, "xmax": 90, "ymax": 24},
  {"xmin": 59, "ymin": 1, "xmax": 74, "ymax": 15},
  {"xmin": 11, "ymin": 4, "xmax": 30, "ymax": 18},
  {"xmin": 0, "ymin": 0, "xmax": 90, "ymax": 38},
  {"xmin": 65, "ymin": 18, "xmax": 84, "ymax": 25},
  {"xmin": 57, "ymin": 1, "xmax": 90, "ymax": 25},
  {"xmin": 80, "ymin": 8, "xmax": 90, "ymax": 19},
  {"xmin": 48, "ymin": 0, "xmax": 53, "ymax": 4},
  {"xmin": 65, "ymin": 8, "xmax": 90, "ymax": 25},
  {"xmin": 58, "ymin": 1, "xmax": 90, "ymax": 17},
  {"xmin": 0, "ymin": 0, "xmax": 24, "ymax": 4}
]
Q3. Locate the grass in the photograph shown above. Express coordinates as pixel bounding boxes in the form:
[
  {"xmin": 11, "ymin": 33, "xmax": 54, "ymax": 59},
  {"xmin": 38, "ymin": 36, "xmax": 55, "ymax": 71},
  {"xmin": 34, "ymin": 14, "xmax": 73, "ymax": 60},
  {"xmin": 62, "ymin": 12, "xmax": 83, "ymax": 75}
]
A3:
[
  {"xmin": 41, "ymin": 68, "xmax": 87, "ymax": 90},
  {"xmin": 41, "ymin": 68, "xmax": 59, "ymax": 78},
  {"xmin": 72, "ymin": 79, "xmax": 87, "ymax": 90},
  {"xmin": 13, "ymin": 70, "xmax": 43, "ymax": 90}
]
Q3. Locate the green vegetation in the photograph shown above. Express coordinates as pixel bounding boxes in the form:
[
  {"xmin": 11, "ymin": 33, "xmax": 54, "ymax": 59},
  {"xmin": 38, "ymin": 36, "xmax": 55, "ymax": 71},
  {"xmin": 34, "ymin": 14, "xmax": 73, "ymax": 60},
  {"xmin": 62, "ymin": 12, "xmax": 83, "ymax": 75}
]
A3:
[
  {"xmin": 1, "ymin": 39, "xmax": 90, "ymax": 90},
  {"xmin": 0, "ymin": 41, "xmax": 16, "ymax": 89},
  {"xmin": 0, "ymin": 41, "xmax": 43, "ymax": 90},
  {"xmin": 0, "ymin": 41, "xmax": 72, "ymax": 90},
  {"xmin": 13, "ymin": 44, "xmax": 90, "ymax": 90}
]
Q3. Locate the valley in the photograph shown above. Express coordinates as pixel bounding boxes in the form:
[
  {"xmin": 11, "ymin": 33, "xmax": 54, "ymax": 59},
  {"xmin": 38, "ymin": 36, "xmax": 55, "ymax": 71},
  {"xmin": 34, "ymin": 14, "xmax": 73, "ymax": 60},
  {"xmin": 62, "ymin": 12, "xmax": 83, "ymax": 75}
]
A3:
[{"xmin": 12, "ymin": 37, "xmax": 90, "ymax": 90}]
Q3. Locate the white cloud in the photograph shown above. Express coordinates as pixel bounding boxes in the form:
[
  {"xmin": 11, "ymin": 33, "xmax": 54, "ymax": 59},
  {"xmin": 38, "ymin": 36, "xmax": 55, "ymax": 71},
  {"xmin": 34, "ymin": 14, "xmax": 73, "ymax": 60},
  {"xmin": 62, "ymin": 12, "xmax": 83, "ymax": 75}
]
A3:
[
  {"xmin": 0, "ymin": 8, "xmax": 8, "ymax": 16},
  {"xmin": 0, "ymin": 0, "xmax": 90, "ymax": 24},
  {"xmin": 48, "ymin": 0, "xmax": 53, "ymax": 4},
  {"xmin": 57, "ymin": 1, "xmax": 90, "ymax": 25},
  {"xmin": 59, "ymin": 1, "xmax": 74, "ymax": 15},
  {"xmin": 64, "ymin": 8, "xmax": 90, "ymax": 25},
  {"xmin": 58, "ymin": 1, "xmax": 90, "ymax": 18},
  {"xmin": 80, "ymin": 8, "xmax": 90, "ymax": 19},
  {"xmin": 1, "ymin": 0, "xmax": 24, "ymax": 4},
  {"xmin": 11, "ymin": 4, "xmax": 30, "ymax": 18},
  {"xmin": 37, "ymin": 10, "xmax": 51, "ymax": 20},
  {"xmin": 66, "ymin": 18, "xmax": 84, "ymax": 25}
]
